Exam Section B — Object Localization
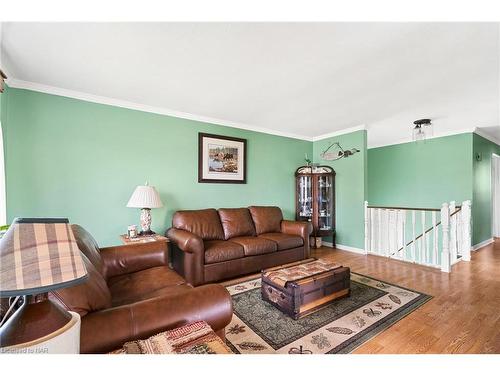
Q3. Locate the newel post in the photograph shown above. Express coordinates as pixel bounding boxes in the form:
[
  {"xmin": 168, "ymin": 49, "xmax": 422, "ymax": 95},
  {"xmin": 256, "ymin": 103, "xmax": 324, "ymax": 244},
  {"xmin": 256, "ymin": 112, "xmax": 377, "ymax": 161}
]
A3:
[
  {"xmin": 440, "ymin": 202, "xmax": 451, "ymax": 272},
  {"xmin": 462, "ymin": 200, "xmax": 472, "ymax": 261},
  {"xmin": 364, "ymin": 201, "xmax": 369, "ymax": 254}
]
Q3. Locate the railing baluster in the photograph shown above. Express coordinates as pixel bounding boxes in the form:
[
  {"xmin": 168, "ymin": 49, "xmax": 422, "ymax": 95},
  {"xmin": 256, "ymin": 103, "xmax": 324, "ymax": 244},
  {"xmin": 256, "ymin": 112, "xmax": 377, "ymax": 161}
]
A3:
[
  {"xmin": 402, "ymin": 210, "xmax": 407, "ymax": 260},
  {"xmin": 385, "ymin": 209, "xmax": 390, "ymax": 257},
  {"xmin": 378, "ymin": 208, "xmax": 382, "ymax": 256},
  {"xmin": 394, "ymin": 210, "xmax": 400, "ymax": 258},
  {"xmin": 426, "ymin": 216, "xmax": 431, "ymax": 264},
  {"xmin": 432, "ymin": 211, "xmax": 438, "ymax": 266},
  {"xmin": 396, "ymin": 210, "xmax": 401, "ymax": 259},
  {"xmin": 421, "ymin": 211, "xmax": 426, "ymax": 264},
  {"xmin": 389, "ymin": 210, "xmax": 396, "ymax": 257},
  {"xmin": 378, "ymin": 209, "xmax": 383, "ymax": 256},
  {"xmin": 416, "ymin": 237, "xmax": 420, "ymax": 263},
  {"xmin": 370, "ymin": 208, "xmax": 375, "ymax": 253},
  {"xmin": 364, "ymin": 201, "xmax": 369, "ymax": 254},
  {"xmin": 411, "ymin": 210, "xmax": 416, "ymax": 263},
  {"xmin": 456, "ymin": 209, "xmax": 462, "ymax": 257}
]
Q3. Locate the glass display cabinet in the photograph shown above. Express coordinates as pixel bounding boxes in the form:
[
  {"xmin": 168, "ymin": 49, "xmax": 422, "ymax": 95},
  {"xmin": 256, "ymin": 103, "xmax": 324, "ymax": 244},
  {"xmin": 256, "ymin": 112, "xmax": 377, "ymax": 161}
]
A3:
[{"xmin": 295, "ymin": 165, "xmax": 335, "ymax": 247}]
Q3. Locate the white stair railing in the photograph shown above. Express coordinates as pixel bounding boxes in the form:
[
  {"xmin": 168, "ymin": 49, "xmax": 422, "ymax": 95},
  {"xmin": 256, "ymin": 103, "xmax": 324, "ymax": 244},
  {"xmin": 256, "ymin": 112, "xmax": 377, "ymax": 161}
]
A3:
[{"xmin": 364, "ymin": 200, "xmax": 471, "ymax": 272}]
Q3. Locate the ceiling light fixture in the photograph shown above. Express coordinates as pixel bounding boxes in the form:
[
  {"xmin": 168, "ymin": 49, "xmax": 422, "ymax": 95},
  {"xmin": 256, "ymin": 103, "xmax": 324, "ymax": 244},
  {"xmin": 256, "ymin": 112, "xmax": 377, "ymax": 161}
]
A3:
[{"xmin": 413, "ymin": 119, "xmax": 433, "ymax": 141}]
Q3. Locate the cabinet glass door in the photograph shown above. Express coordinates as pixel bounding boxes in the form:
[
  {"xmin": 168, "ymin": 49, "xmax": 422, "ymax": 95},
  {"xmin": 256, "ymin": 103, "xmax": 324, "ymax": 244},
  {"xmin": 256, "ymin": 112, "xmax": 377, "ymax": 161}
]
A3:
[
  {"xmin": 317, "ymin": 175, "xmax": 332, "ymax": 231},
  {"xmin": 298, "ymin": 175, "xmax": 312, "ymax": 220}
]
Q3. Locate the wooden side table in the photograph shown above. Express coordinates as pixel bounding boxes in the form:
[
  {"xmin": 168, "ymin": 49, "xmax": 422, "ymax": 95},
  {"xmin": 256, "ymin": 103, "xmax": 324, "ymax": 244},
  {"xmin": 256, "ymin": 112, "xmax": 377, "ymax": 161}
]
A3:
[
  {"xmin": 119, "ymin": 234, "xmax": 171, "ymax": 267},
  {"xmin": 120, "ymin": 234, "xmax": 169, "ymax": 245}
]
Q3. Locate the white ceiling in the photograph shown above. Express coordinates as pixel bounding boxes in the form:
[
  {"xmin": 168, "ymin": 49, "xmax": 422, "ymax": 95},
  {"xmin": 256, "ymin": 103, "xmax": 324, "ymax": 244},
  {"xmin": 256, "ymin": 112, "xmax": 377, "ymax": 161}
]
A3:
[{"xmin": 1, "ymin": 22, "xmax": 499, "ymax": 145}]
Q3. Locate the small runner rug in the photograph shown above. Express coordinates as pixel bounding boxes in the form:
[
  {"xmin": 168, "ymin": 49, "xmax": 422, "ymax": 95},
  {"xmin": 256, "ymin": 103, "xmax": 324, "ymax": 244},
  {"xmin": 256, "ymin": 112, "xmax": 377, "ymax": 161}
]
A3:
[{"xmin": 225, "ymin": 272, "xmax": 431, "ymax": 354}]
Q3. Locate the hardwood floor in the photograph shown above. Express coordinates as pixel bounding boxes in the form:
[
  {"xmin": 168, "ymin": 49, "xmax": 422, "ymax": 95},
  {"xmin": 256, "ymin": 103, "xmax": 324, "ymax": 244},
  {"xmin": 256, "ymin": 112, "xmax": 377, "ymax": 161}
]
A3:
[{"xmin": 310, "ymin": 238, "xmax": 500, "ymax": 353}]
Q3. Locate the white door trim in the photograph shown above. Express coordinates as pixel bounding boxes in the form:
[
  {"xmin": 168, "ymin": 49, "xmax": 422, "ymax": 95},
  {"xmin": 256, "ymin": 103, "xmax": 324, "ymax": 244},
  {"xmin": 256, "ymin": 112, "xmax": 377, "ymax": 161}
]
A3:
[
  {"xmin": 0, "ymin": 119, "xmax": 6, "ymax": 225},
  {"xmin": 492, "ymin": 153, "xmax": 500, "ymax": 238}
]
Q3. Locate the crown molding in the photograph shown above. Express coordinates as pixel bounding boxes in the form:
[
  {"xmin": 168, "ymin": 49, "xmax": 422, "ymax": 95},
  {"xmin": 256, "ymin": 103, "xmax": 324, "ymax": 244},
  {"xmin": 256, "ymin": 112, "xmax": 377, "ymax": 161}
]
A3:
[
  {"xmin": 473, "ymin": 127, "xmax": 500, "ymax": 146},
  {"xmin": 7, "ymin": 78, "xmax": 314, "ymax": 142},
  {"xmin": 311, "ymin": 125, "xmax": 366, "ymax": 141},
  {"xmin": 10, "ymin": 78, "xmax": 497, "ymax": 148},
  {"xmin": 367, "ymin": 127, "xmax": 482, "ymax": 149}
]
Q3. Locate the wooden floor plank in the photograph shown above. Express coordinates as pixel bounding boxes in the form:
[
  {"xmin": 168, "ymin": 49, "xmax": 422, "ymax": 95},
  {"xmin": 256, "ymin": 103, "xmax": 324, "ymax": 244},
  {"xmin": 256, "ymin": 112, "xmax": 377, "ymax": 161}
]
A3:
[
  {"xmin": 222, "ymin": 238, "xmax": 499, "ymax": 353},
  {"xmin": 311, "ymin": 238, "xmax": 500, "ymax": 354}
]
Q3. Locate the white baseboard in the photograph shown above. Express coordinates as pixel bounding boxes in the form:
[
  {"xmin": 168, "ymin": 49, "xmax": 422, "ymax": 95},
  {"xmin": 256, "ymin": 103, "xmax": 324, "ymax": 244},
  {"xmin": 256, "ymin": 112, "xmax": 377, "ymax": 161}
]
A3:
[
  {"xmin": 322, "ymin": 241, "xmax": 366, "ymax": 254},
  {"xmin": 322, "ymin": 241, "xmax": 334, "ymax": 248},
  {"xmin": 472, "ymin": 238, "xmax": 494, "ymax": 251}
]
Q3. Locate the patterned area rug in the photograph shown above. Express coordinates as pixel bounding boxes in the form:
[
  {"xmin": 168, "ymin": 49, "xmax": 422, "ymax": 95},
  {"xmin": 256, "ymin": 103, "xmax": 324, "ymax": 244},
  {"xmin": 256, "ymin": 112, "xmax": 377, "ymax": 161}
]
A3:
[{"xmin": 225, "ymin": 272, "xmax": 431, "ymax": 354}]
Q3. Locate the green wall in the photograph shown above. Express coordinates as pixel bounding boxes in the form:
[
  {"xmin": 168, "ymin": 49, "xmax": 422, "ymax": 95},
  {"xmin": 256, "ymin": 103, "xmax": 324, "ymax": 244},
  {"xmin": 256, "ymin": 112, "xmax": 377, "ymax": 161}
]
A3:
[
  {"xmin": 472, "ymin": 133, "xmax": 500, "ymax": 245},
  {"xmin": 368, "ymin": 134, "xmax": 473, "ymax": 208},
  {"xmin": 3, "ymin": 88, "xmax": 312, "ymax": 246},
  {"xmin": 312, "ymin": 130, "xmax": 367, "ymax": 249}
]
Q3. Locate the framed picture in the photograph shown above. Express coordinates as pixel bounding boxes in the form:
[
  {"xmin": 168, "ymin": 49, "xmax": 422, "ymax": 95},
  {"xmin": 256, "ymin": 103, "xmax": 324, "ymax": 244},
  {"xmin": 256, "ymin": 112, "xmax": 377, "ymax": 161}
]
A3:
[{"xmin": 198, "ymin": 133, "xmax": 247, "ymax": 183}]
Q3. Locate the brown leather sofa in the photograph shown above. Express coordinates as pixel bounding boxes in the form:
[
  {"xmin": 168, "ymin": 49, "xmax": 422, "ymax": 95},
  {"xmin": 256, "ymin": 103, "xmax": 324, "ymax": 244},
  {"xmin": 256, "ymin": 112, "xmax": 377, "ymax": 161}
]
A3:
[
  {"xmin": 167, "ymin": 206, "xmax": 312, "ymax": 286},
  {"xmin": 49, "ymin": 225, "xmax": 233, "ymax": 354}
]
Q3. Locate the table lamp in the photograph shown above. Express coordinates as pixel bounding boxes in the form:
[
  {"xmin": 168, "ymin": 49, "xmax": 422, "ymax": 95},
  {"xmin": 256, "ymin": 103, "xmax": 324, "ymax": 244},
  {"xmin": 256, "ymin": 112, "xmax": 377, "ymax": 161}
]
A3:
[
  {"xmin": 0, "ymin": 218, "xmax": 88, "ymax": 352},
  {"xmin": 126, "ymin": 182, "xmax": 164, "ymax": 235}
]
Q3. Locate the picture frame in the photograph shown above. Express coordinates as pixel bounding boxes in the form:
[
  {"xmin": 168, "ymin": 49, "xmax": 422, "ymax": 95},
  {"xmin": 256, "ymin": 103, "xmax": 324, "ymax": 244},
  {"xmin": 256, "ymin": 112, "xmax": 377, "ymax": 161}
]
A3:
[{"xmin": 198, "ymin": 133, "xmax": 247, "ymax": 184}]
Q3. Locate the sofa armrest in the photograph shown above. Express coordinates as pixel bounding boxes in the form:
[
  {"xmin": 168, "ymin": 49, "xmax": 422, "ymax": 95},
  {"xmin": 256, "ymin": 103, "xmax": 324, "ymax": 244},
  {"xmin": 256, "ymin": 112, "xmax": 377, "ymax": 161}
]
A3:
[
  {"xmin": 166, "ymin": 228, "xmax": 205, "ymax": 287},
  {"xmin": 281, "ymin": 220, "xmax": 312, "ymax": 239},
  {"xmin": 80, "ymin": 284, "xmax": 233, "ymax": 353},
  {"xmin": 281, "ymin": 220, "xmax": 312, "ymax": 259},
  {"xmin": 166, "ymin": 228, "xmax": 204, "ymax": 254},
  {"xmin": 100, "ymin": 242, "xmax": 168, "ymax": 279}
]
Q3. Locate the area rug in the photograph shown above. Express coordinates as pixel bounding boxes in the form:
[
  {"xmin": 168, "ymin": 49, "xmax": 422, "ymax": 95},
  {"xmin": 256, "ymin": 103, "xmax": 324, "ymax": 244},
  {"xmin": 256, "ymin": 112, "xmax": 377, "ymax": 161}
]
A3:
[{"xmin": 225, "ymin": 272, "xmax": 431, "ymax": 354}]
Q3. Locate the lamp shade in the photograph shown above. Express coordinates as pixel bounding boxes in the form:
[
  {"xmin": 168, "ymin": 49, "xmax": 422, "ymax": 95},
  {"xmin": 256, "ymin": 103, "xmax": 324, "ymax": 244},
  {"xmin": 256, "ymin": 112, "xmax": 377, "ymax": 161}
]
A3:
[
  {"xmin": 0, "ymin": 218, "xmax": 88, "ymax": 297},
  {"xmin": 126, "ymin": 184, "xmax": 164, "ymax": 209}
]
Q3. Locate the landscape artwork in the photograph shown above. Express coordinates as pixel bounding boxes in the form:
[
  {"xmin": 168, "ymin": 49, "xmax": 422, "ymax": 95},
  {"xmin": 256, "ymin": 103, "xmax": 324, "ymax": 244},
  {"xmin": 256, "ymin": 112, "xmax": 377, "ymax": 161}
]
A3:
[
  {"xmin": 198, "ymin": 133, "xmax": 247, "ymax": 183},
  {"xmin": 208, "ymin": 143, "xmax": 239, "ymax": 173}
]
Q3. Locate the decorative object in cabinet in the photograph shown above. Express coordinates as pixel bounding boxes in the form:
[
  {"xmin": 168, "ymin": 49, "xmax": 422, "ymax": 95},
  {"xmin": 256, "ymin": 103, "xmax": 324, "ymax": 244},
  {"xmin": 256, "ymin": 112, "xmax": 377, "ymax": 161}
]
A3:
[{"xmin": 295, "ymin": 165, "xmax": 335, "ymax": 248}]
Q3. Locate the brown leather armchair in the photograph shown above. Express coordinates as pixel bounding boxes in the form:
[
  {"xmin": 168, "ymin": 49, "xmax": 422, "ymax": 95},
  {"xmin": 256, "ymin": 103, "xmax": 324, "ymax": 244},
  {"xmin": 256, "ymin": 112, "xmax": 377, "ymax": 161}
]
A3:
[
  {"xmin": 50, "ymin": 225, "xmax": 233, "ymax": 353},
  {"xmin": 167, "ymin": 206, "xmax": 312, "ymax": 286}
]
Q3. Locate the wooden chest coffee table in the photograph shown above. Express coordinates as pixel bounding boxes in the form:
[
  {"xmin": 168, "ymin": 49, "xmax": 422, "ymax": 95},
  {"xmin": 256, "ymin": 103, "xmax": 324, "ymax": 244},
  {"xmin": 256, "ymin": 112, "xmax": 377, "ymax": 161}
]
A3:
[{"xmin": 261, "ymin": 258, "xmax": 350, "ymax": 319}]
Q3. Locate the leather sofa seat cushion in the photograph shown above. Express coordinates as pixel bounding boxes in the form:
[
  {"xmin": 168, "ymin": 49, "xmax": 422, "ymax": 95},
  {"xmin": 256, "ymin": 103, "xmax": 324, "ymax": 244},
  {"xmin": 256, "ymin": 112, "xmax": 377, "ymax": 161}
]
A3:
[
  {"xmin": 204, "ymin": 240, "xmax": 245, "ymax": 264},
  {"xmin": 218, "ymin": 208, "xmax": 256, "ymax": 239},
  {"xmin": 173, "ymin": 208, "xmax": 225, "ymax": 241},
  {"xmin": 107, "ymin": 266, "xmax": 189, "ymax": 306},
  {"xmin": 248, "ymin": 206, "xmax": 283, "ymax": 235},
  {"xmin": 229, "ymin": 236, "xmax": 277, "ymax": 256},
  {"xmin": 258, "ymin": 232, "xmax": 304, "ymax": 251},
  {"xmin": 50, "ymin": 253, "xmax": 112, "ymax": 317}
]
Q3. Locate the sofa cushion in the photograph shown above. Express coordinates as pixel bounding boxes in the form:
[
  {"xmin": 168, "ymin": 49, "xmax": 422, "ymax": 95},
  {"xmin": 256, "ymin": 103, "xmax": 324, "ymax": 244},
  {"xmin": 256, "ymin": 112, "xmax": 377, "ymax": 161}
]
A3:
[
  {"xmin": 107, "ymin": 267, "xmax": 190, "ymax": 306},
  {"xmin": 173, "ymin": 209, "xmax": 225, "ymax": 241},
  {"xmin": 218, "ymin": 208, "xmax": 256, "ymax": 240},
  {"xmin": 204, "ymin": 240, "xmax": 245, "ymax": 264},
  {"xmin": 229, "ymin": 236, "xmax": 277, "ymax": 256},
  {"xmin": 50, "ymin": 253, "xmax": 112, "ymax": 317},
  {"xmin": 72, "ymin": 224, "xmax": 105, "ymax": 275},
  {"xmin": 258, "ymin": 232, "xmax": 304, "ymax": 251},
  {"xmin": 248, "ymin": 206, "xmax": 283, "ymax": 235}
]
